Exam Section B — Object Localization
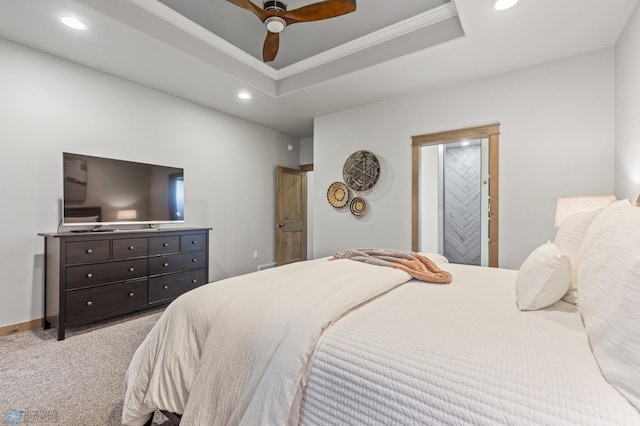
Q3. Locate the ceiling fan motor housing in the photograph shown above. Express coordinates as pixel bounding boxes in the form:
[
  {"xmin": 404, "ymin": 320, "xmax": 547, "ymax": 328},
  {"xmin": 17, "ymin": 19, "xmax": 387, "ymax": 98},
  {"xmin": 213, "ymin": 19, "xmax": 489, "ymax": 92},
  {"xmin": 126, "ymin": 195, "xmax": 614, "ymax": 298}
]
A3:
[{"xmin": 263, "ymin": 1, "xmax": 287, "ymax": 12}]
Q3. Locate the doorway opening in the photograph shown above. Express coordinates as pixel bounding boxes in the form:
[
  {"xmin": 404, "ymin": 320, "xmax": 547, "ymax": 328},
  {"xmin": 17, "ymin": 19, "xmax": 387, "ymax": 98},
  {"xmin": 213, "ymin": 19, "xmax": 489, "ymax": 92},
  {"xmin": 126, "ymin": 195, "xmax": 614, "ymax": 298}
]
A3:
[{"xmin": 411, "ymin": 124, "xmax": 500, "ymax": 267}]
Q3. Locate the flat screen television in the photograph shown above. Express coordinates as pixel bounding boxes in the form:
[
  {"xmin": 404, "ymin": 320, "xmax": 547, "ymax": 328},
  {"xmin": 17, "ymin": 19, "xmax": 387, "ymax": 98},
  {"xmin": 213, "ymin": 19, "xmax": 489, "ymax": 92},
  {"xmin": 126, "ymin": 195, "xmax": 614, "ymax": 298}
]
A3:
[{"xmin": 62, "ymin": 152, "xmax": 184, "ymax": 228}]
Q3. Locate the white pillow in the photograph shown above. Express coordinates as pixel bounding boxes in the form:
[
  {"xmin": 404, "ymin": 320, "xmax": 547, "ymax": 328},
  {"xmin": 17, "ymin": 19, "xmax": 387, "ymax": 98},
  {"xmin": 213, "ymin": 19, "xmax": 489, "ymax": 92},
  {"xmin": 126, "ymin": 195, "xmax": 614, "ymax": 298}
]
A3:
[
  {"xmin": 554, "ymin": 210, "xmax": 600, "ymax": 304},
  {"xmin": 579, "ymin": 201, "xmax": 640, "ymax": 410},
  {"xmin": 417, "ymin": 252, "xmax": 449, "ymax": 265},
  {"xmin": 515, "ymin": 241, "xmax": 571, "ymax": 311}
]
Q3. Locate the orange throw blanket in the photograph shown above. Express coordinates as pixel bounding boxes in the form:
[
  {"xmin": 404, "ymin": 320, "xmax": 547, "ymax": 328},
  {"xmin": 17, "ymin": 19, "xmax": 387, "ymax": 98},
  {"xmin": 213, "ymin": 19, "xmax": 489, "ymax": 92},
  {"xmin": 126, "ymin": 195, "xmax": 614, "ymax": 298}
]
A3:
[{"xmin": 333, "ymin": 249, "xmax": 453, "ymax": 284}]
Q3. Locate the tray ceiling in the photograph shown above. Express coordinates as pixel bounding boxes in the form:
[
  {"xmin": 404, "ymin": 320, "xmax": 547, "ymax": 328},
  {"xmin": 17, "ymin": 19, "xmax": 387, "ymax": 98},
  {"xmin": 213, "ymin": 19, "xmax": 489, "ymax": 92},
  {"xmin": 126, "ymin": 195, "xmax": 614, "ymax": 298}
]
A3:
[
  {"xmin": 157, "ymin": 0, "xmax": 458, "ymax": 70},
  {"xmin": 0, "ymin": 0, "xmax": 636, "ymax": 137}
]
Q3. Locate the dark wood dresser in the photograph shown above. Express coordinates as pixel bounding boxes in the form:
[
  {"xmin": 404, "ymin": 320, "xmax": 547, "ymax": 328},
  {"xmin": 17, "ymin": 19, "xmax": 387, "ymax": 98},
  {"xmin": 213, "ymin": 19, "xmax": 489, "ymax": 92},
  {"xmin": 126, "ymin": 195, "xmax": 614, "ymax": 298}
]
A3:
[{"xmin": 39, "ymin": 227, "xmax": 210, "ymax": 340}]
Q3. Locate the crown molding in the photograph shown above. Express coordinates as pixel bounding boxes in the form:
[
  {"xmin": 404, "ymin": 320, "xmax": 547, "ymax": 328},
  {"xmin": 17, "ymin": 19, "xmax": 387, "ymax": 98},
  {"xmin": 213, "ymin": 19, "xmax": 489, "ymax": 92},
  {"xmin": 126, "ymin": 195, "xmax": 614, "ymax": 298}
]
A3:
[
  {"xmin": 276, "ymin": 2, "xmax": 459, "ymax": 79},
  {"xmin": 127, "ymin": 0, "xmax": 457, "ymax": 83}
]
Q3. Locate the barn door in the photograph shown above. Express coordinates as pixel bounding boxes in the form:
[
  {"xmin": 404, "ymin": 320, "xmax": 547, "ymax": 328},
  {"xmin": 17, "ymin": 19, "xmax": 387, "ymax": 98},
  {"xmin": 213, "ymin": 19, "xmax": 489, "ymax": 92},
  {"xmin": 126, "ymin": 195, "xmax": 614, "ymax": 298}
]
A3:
[
  {"xmin": 442, "ymin": 144, "xmax": 483, "ymax": 265},
  {"xmin": 276, "ymin": 166, "xmax": 307, "ymax": 266}
]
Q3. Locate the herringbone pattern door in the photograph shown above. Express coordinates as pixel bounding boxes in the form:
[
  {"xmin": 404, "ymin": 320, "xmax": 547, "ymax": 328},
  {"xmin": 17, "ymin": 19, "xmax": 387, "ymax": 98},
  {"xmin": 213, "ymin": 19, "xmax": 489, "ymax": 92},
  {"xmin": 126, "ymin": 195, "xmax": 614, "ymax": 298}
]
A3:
[{"xmin": 443, "ymin": 145, "xmax": 482, "ymax": 265}]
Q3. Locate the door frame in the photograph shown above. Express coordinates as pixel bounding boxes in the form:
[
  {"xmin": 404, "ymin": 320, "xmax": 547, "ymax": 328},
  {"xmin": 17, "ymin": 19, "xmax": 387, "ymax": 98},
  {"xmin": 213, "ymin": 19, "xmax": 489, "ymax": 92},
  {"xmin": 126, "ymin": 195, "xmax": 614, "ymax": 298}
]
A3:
[{"xmin": 411, "ymin": 124, "xmax": 500, "ymax": 267}]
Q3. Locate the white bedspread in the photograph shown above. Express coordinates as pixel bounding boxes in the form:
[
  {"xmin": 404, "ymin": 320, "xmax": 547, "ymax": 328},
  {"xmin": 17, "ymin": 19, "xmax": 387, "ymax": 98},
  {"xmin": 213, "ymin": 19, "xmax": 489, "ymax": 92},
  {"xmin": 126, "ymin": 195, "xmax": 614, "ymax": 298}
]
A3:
[
  {"xmin": 122, "ymin": 257, "xmax": 411, "ymax": 426},
  {"xmin": 299, "ymin": 263, "xmax": 640, "ymax": 425}
]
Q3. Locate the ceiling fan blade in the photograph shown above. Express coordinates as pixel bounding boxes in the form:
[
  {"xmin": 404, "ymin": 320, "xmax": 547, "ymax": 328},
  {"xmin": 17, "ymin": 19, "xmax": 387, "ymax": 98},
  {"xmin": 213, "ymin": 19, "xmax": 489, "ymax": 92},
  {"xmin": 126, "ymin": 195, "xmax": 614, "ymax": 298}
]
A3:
[
  {"xmin": 263, "ymin": 31, "xmax": 280, "ymax": 62},
  {"xmin": 283, "ymin": 0, "xmax": 356, "ymax": 25},
  {"xmin": 226, "ymin": 0, "xmax": 269, "ymax": 21}
]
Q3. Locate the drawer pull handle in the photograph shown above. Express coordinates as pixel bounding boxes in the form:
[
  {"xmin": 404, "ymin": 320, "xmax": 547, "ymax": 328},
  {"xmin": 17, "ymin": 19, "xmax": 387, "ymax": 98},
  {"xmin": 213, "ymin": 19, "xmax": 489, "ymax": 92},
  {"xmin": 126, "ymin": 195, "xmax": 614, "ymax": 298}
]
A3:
[
  {"xmin": 163, "ymin": 285, "xmax": 169, "ymax": 290},
  {"xmin": 129, "ymin": 267, "xmax": 135, "ymax": 272},
  {"xmin": 86, "ymin": 273, "xmax": 93, "ymax": 279},
  {"xmin": 163, "ymin": 262, "xmax": 169, "ymax": 267},
  {"xmin": 86, "ymin": 301, "xmax": 93, "ymax": 306},
  {"xmin": 192, "ymin": 258, "xmax": 197, "ymax": 263},
  {"xmin": 163, "ymin": 243, "xmax": 169, "ymax": 247},
  {"xmin": 129, "ymin": 292, "xmax": 135, "ymax": 297},
  {"xmin": 191, "ymin": 240, "xmax": 197, "ymax": 244},
  {"xmin": 192, "ymin": 279, "xmax": 197, "ymax": 283},
  {"xmin": 86, "ymin": 249, "xmax": 93, "ymax": 254},
  {"xmin": 128, "ymin": 246, "xmax": 135, "ymax": 250}
]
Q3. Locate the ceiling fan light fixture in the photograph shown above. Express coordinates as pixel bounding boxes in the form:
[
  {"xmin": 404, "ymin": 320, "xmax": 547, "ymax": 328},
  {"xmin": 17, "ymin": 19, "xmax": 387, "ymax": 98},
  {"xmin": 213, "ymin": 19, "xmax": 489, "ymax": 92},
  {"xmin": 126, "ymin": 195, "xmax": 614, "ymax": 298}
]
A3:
[
  {"xmin": 265, "ymin": 16, "xmax": 286, "ymax": 33},
  {"xmin": 493, "ymin": 0, "xmax": 519, "ymax": 11}
]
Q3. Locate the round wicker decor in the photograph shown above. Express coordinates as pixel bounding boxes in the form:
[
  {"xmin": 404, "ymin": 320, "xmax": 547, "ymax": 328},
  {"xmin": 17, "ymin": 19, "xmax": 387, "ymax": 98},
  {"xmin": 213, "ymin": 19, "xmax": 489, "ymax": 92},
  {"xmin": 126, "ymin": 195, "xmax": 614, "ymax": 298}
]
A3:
[
  {"xmin": 349, "ymin": 197, "xmax": 367, "ymax": 217},
  {"xmin": 342, "ymin": 150, "xmax": 381, "ymax": 192},
  {"xmin": 327, "ymin": 182, "xmax": 350, "ymax": 208}
]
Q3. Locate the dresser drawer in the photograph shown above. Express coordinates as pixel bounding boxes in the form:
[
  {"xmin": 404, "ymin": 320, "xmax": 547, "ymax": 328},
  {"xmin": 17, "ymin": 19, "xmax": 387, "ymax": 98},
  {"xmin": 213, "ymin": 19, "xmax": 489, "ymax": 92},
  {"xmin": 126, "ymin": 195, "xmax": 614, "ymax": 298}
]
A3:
[
  {"xmin": 181, "ymin": 233, "xmax": 207, "ymax": 252},
  {"xmin": 66, "ymin": 258, "xmax": 148, "ymax": 289},
  {"xmin": 113, "ymin": 238, "xmax": 148, "ymax": 259},
  {"xmin": 149, "ymin": 236, "xmax": 180, "ymax": 255},
  {"xmin": 148, "ymin": 269, "xmax": 206, "ymax": 303},
  {"xmin": 149, "ymin": 251, "xmax": 206, "ymax": 275},
  {"xmin": 66, "ymin": 240, "xmax": 110, "ymax": 265},
  {"xmin": 66, "ymin": 280, "xmax": 148, "ymax": 325}
]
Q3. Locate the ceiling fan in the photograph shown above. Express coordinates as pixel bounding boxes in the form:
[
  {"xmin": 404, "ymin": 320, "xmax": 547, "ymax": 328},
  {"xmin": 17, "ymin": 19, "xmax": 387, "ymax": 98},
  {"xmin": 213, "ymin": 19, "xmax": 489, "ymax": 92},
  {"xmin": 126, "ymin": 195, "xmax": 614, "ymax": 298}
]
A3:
[{"xmin": 226, "ymin": 0, "xmax": 357, "ymax": 62}]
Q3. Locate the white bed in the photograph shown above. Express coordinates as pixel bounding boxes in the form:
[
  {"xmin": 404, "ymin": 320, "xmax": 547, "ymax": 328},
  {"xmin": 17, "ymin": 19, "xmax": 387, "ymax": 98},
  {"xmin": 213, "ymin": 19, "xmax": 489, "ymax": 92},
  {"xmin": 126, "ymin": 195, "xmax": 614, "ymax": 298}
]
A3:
[
  {"xmin": 122, "ymin": 201, "xmax": 640, "ymax": 426},
  {"xmin": 300, "ymin": 263, "xmax": 637, "ymax": 425}
]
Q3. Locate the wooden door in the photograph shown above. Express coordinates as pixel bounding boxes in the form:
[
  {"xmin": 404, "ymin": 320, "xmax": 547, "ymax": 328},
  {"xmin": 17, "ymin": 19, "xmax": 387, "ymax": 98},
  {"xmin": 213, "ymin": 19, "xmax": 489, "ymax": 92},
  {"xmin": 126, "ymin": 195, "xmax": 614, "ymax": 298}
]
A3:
[{"xmin": 276, "ymin": 166, "xmax": 307, "ymax": 266}]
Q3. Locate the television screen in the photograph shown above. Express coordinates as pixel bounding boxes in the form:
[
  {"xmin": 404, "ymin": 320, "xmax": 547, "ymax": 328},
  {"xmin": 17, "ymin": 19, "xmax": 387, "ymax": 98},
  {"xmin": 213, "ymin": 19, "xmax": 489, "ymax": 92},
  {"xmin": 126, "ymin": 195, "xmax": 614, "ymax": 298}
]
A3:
[{"xmin": 62, "ymin": 152, "xmax": 184, "ymax": 227}]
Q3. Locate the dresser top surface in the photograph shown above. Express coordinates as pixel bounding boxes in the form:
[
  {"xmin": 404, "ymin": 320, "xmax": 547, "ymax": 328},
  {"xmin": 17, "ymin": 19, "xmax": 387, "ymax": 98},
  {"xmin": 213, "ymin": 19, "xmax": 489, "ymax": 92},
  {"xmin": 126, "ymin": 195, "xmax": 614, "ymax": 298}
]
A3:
[{"xmin": 39, "ymin": 227, "xmax": 211, "ymax": 239}]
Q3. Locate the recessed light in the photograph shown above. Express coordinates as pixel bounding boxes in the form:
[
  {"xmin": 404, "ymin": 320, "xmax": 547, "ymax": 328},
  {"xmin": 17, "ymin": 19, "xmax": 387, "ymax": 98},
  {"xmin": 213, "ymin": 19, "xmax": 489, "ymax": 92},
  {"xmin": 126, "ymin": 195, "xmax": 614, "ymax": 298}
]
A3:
[
  {"xmin": 61, "ymin": 16, "xmax": 86, "ymax": 30},
  {"xmin": 461, "ymin": 140, "xmax": 470, "ymax": 147},
  {"xmin": 237, "ymin": 92, "xmax": 252, "ymax": 100},
  {"xmin": 493, "ymin": 0, "xmax": 519, "ymax": 11}
]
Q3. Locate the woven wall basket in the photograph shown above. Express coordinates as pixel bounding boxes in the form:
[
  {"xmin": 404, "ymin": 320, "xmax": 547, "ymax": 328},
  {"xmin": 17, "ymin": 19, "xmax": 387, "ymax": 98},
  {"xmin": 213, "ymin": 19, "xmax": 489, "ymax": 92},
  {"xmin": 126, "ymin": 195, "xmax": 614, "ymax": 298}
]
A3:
[
  {"xmin": 327, "ymin": 182, "xmax": 350, "ymax": 208},
  {"xmin": 349, "ymin": 197, "xmax": 367, "ymax": 217}
]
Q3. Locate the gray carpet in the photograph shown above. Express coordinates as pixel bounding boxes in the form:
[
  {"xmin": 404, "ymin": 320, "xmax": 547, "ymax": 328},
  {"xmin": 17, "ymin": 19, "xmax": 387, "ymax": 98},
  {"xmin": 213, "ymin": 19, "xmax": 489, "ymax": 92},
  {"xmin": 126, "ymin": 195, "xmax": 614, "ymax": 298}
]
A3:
[{"xmin": 0, "ymin": 308, "xmax": 171, "ymax": 425}]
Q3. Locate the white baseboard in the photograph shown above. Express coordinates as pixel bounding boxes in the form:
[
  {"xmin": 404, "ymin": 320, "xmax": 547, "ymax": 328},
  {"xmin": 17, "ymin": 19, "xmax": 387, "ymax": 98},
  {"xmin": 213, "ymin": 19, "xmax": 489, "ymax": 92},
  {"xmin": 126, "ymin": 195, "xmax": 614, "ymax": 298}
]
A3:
[{"xmin": 257, "ymin": 263, "xmax": 277, "ymax": 271}]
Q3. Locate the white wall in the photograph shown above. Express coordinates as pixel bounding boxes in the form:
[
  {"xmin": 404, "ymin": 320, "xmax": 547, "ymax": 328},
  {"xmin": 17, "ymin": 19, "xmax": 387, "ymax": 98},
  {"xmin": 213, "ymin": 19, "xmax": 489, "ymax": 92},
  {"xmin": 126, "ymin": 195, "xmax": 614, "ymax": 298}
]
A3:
[
  {"xmin": 0, "ymin": 39, "xmax": 299, "ymax": 328},
  {"xmin": 420, "ymin": 144, "xmax": 439, "ymax": 253},
  {"xmin": 299, "ymin": 137, "xmax": 314, "ymax": 165},
  {"xmin": 314, "ymin": 48, "xmax": 615, "ymax": 270},
  {"xmin": 616, "ymin": 2, "xmax": 640, "ymax": 202}
]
